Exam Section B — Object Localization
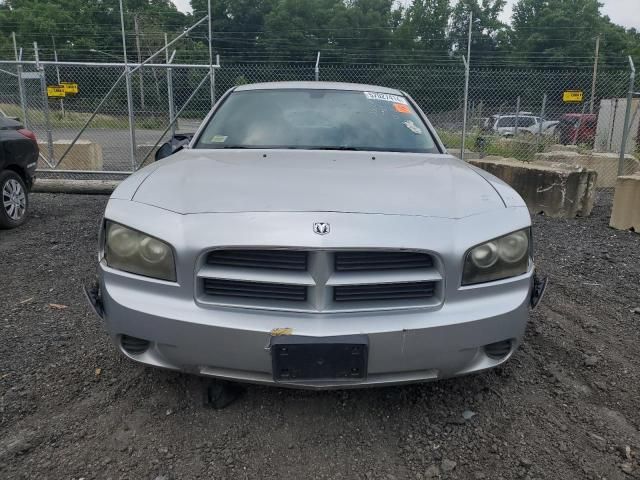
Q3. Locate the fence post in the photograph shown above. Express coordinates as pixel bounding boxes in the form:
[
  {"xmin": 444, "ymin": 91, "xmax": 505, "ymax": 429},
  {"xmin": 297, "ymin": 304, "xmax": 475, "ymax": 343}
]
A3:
[
  {"xmin": 572, "ymin": 103, "xmax": 587, "ymax": 145},
  {"xmin": 34, "ymin": 42, "xmax": 55, "ymax": 165},
  {"xmin": 315, "ymin": 51, "xmax": 321, "ymax": 81},
  {"xmin": 52, "ymin": 39, "xmax": 65, "ymax": 118},
  {"xmin": 119, "ymin": 0, "xmax": 137, "ymax": 170},
  {"xmin": 460, "ymin": 11, "xmax": 472, "ymax": 161},
  {"xmin": 619, "ymin": 56, "xmax": 636, "ymax": 176},
  {"xmin": 165, "ymin": 33, "xmax": 176, "ymax": 138},
  {"xmin": 514, "ymin": 96, "xmax": 521, "ymax": 137},
  {"xmin": 536, "ymin": 93, "xmax": 547, "ymax": 151},
  {"xmin": 208, "ymin": 0, "xmax": 215, "ymax": 106},
  {"xmin": 12, "ymin": 33, "xmax": 29, "ymax": 129}
]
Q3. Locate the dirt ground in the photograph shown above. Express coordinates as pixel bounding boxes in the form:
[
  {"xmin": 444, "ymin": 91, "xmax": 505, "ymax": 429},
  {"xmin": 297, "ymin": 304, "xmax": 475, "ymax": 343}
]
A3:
[{"xmin": 1, "ymin": 191, "xmax": 639, "ymax": 480}]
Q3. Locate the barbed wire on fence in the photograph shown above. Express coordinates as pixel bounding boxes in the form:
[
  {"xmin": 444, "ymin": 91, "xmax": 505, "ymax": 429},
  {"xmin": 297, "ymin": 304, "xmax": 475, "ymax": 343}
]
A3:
[{"xmin": 0, "ymin": 59, "xmax": 638, "ymax": 181}]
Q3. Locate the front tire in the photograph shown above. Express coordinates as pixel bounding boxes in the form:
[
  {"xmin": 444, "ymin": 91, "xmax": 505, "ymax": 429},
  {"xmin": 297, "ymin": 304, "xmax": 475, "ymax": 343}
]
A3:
[{"xmin": 0, "ymin": 170, "xmax": 29, "ymax": 229}]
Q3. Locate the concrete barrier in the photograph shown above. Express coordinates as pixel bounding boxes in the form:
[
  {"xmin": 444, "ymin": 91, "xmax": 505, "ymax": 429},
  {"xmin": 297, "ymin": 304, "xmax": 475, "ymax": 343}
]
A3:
[
  {"xmin": 38, "ymin": 140, "xmax": 103, "ymax": 170},
  {"xmin": 469, "ymin": 156, "xmax": 597, "ymax": 218},
  {"xmin": 610, "ymin": 175, "xmax": 640, "ymax": 232},
  {"xmin": 33, "ymin": 178, "xmax": 120, "ymax": 194},
  {"xmin": 136, "ymin": 144, "xmax": 160, "ymax": 168},
  {"xmin": 535, "ymin": 151, "xmax": 640, "ymax": 188},
  {"xmin": 450, "ymin": 149, "xmax": 481, "ymax": 160}
]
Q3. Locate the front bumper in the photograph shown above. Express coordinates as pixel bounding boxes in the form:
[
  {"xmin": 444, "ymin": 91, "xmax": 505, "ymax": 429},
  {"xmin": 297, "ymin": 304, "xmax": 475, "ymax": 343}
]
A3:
[{"xmin": 87, "ymin": 266, "xmax": 538, "ymax": 390}]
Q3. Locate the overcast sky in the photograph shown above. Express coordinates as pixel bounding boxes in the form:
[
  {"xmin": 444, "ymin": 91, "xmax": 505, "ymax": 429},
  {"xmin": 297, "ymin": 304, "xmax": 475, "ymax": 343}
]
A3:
[{"xmin": 172, "ymin": 0, "xmax": 640, "ymax": 31}]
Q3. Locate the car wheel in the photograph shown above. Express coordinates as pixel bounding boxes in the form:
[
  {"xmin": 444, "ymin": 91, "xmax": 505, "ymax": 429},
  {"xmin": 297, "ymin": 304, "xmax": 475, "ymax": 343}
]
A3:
[{"xmin": 0, "ymin": 170, "xmax": 29, "ymax": 229}]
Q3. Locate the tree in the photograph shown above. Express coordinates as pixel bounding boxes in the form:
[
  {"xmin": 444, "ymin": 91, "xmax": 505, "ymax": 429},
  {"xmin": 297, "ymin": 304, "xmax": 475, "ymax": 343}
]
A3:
[
  {"xmin": 258, "ymin": 0, "xmax": 349, "ymax": 60},
  {"xmin": 397, "ymin": 0, "xmax": 451, "ymax": 53},
  {"xmin": 449, "ymin": 0, "xmax": 509, "ymax": 56},
  {"xmin": 190, "ymin": 0, "xmax": 276, "ymax": 61}
]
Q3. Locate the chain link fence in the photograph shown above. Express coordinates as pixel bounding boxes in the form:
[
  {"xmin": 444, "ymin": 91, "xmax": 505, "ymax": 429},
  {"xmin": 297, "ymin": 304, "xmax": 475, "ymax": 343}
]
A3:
[{"xmin": 0, "ymin": 59, "xmax": 638, "ymax": 183}]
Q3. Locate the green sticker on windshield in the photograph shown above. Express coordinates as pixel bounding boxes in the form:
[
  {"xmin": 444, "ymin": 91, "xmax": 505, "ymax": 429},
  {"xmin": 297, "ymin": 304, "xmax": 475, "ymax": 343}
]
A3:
[{"xmin": 210, "ymin": 135, "xmax": 228, "ymax": 143}]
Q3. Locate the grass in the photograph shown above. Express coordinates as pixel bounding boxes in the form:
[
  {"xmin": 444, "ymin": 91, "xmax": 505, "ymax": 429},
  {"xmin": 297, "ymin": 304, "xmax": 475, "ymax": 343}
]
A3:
[
  {"xmin": 0, "ymin": 102, "xmax": 165, "ymax": 130},
  {"xmin": 438, "ymin": 128, "xmax": 556, "ymax": 162}
]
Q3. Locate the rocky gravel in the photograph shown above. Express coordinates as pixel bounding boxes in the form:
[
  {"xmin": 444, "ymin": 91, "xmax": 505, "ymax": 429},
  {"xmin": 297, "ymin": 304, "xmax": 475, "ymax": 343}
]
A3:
[{"xmin": 1, "ymin": 191, "xmax": 640, "ymax": 479}]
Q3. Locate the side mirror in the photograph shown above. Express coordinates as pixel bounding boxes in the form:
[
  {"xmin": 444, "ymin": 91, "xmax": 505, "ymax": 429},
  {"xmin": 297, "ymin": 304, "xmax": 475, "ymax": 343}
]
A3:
[{"xmin": 155, "ymin": 133, "xmax": 195, "ymax": 161}]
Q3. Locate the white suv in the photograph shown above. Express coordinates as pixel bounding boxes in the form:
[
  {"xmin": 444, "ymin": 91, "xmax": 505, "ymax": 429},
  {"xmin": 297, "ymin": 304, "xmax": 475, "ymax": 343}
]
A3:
[{"xmin": 487, "ymin": 114, "xmax": 557, "ymax": 137}]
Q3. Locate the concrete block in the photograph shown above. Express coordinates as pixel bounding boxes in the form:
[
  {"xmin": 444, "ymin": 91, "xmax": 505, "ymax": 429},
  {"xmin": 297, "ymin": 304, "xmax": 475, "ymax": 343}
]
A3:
[
  {"xmin": 610, "ymin": 175, "xmax": 640, "ymax": 232},
  {"xmin": 535, "ymin": 151, "xmax": 639, "ymax": 188},
  {"xmin": 469, "ymin": 157, "xmax": 597, "ymax": 218},
  {"xmin": 136, "ymin": 144, "xmax": 160, "ymax": 168},
  {"xmin": 33, "ymin": 178, "xmax": 120, "ymax": 194},
  {"xmin": 38, "ymin": 140, "xmax": 103, "ymax": 170},
  {"xmin": 450, "ymin": 149, "xmax": 481, "ymax": 160}
]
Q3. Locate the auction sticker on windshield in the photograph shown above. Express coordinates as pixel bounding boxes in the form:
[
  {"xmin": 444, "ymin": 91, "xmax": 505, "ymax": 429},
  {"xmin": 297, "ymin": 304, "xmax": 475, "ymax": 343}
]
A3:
[{"xmin": 364, "ymin": 92, "xmax": 408, "ymax": 104}]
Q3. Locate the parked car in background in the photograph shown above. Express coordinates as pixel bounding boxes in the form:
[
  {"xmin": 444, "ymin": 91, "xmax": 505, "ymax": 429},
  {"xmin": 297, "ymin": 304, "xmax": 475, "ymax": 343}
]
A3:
[
  {"xmin": 486, "ymin": 114, "xmax": 558, "ymax": 137},
  {"xmin": 558, "ymin": 113, "xmax": 597, "ymax": 146},
  {"xmin": 0, "ymin": 114, "xmax": 38, "ymax": 229},
  {"xmin": 87, "ymin": 82, "xmax": 546, "ymax": 390}
]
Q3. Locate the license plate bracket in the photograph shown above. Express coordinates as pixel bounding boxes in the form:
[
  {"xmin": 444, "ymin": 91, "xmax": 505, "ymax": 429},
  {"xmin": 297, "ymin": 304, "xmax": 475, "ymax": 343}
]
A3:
[{"xmin": 271, "ymin": 335, "xmax": 368, "ymax": 382}]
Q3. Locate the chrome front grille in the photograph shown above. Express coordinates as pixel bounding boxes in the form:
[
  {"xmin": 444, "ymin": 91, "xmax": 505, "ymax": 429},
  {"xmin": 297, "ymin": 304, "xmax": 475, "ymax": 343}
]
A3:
[{"xmin": 197, "ymin": 249, "xmax": 442, "ymax": 312}]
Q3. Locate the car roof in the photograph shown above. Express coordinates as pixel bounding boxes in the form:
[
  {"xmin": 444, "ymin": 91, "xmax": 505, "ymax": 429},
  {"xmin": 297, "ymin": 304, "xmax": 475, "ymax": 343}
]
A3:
[
  {"xmin": 234, "ymin": 81, "xmax": 404, "ymax": 95},
  {"xmin": 561, "ymin": 113, "xmax": 597, "ymax": 119},
  {"xmin": 497, "ymin": 114, "xmax": 537, "ymax": 118}
]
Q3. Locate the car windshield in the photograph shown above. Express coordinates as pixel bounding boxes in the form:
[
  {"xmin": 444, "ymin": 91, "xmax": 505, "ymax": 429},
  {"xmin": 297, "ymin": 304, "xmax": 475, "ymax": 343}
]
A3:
[{"xmin": 195, "ymin": 89, "xmax": 439, "ymax": 153}]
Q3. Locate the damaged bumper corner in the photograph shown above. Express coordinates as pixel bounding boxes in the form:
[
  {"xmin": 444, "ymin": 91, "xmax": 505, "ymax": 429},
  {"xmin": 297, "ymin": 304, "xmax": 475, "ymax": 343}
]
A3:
[
  {"xmin": 84, "ymin": 279, "xmax": 104, "ymax": 319},
  {"xmin": 530, "ymin": 273, "xmax": 547, "ymax": 310}
]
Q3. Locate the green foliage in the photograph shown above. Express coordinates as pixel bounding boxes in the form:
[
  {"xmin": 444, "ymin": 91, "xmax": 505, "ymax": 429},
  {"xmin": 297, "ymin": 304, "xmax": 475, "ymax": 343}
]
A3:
[
  {"xmin": 450, "ymin": 0, "xmax": 509, "ymax": 54},
  {"xmin": 0, "ymin": 0, "xmax": 638, "ymax": 66}
]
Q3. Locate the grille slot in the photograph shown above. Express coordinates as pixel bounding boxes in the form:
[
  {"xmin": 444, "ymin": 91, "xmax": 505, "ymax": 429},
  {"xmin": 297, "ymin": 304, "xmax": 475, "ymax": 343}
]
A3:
[
  {"xmin": 334, "ymin": 281, "xmax": 436, "ymax": 302},
  {"xmin": 334, "ymin": 251, "xmax": 433, "ymax": 271},
  {"xmin": 206, "ymin": 249, "xmax": 307, "ymax": 271},
  {"xmin": 203, "ymin": 278, "xmax": 307, "ymax": 302}
]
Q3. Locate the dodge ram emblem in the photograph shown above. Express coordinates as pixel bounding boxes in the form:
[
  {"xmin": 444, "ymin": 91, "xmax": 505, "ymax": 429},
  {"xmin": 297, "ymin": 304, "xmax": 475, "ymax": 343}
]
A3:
[{"xmin": 313, "ymin": 222, "xmax": 330, "ymax": 235}]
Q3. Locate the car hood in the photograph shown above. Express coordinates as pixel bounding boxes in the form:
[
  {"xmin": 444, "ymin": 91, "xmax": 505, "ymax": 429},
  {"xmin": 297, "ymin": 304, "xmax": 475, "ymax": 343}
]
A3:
[{"xmin": 125, "ymin": 149, "xmax": 507, "ymax": 219}]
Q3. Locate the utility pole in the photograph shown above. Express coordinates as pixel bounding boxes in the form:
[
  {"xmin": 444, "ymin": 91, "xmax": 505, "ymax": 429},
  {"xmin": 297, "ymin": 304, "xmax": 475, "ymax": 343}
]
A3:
[
  {"xmin": 589, "ymin": 35, "xmax": 600, "ymax": 114},
  {"xmin": 134, "ymin": 14, "xmax": 145, "ymax": 110}
]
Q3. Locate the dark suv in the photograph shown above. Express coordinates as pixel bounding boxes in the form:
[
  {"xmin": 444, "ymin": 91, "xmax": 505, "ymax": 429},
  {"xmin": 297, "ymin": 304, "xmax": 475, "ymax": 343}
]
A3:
[{"xmin": 0, "ymin": 115, "xmax": 38, "ymax": 229}]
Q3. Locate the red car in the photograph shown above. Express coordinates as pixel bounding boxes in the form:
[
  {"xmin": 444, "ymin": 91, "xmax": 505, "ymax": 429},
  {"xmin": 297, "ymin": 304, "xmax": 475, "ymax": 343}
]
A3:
[{"xmin": 558, "ymin": 113, "xmax": 597, "ymax": 146}]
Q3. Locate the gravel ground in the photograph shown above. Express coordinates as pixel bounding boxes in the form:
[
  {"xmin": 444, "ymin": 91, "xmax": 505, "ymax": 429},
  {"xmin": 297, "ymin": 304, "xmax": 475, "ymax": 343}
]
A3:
[{"xmin": 1, "ymin": 191, "xmax": 639, "ymax": 480}]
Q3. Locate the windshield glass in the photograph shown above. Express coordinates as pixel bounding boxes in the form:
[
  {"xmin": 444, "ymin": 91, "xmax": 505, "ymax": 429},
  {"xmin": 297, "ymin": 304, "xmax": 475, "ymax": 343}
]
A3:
[{"xmin": 195, "ymin": 89, "xmax": 439, "ymax": 153}]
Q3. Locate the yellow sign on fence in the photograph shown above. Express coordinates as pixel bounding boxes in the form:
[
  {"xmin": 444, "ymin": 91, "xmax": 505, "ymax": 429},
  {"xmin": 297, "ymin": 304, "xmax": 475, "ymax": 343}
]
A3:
[
  {"xmin": 60, "ymin": 82, "xmax": 79, "ymax": 94},
  {"xmin": 563, "ymin": 90, "xmax": 584, "ymax": 103},
  {"xmin": 47, "ymin": 85, "xmax": 66, "ymax": 98}
]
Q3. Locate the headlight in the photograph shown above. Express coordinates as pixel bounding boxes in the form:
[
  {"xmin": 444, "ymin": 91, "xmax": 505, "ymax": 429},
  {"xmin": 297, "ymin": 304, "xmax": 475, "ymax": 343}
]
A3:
[
  {"xmin": 104, "ymin": 221, "xmax": 176, "ymax": 281},
  {"xmin": 462, "ymin": 229, "xmax": 531, "ymax": 285}
]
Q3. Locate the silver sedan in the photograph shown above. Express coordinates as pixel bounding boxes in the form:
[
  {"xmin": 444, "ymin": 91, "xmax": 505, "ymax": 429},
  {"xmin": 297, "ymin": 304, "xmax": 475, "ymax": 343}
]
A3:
[{"xmin": 86, "ymin": 82, "xmax": 546, "ymax": 389}]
